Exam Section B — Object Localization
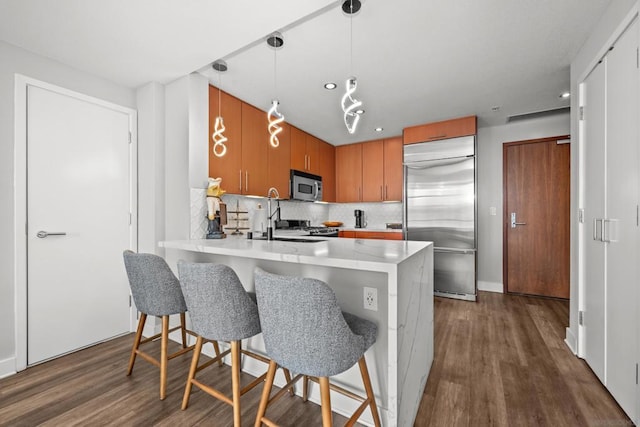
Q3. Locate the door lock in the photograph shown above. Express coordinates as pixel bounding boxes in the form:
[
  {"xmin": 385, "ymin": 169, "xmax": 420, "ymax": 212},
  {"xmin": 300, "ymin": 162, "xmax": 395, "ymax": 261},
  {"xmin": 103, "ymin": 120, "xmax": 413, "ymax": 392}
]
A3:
[
  {"xmin": 36, "ymin": 231, "xmax": 67, "ymax": 238},
  {"xmin": 510, "ymin": 212, "xmax": 527, "ymax": 228}
]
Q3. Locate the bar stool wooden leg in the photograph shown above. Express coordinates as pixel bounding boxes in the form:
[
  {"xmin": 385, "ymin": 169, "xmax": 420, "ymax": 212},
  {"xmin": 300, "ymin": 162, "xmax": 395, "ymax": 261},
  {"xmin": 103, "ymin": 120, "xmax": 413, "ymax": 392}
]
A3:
[
  {"xmin": 160, "ymin": 315, "xmax": 169, "ymax": 400},
  {"xmin": 180, "ymin": 312, "xmax": 188, "ymax": 348},
  {"xmin": 283, "ymin": 368, "xmax": 295, "ymax": 396},
  {"xmin": 231, "ymin": 340, "xmax": 242, "ymax": 427},
  {"xmin": 358, "ymin": 357, "xmax": 381, "ymax": 427},
  {"xmin": 255, "ymin": 360, "xmax": 278, "ymax": 427},
  {"xmin": 319, "ymin": 377, "xmax": 333, "ymax": 427},
  {"xmin": 182, "ymin": 335, "xmax": 203, "ymax": 410},
  {"xmin": 211, "ymin": 341, "xmax": 223, "ymax": 367},
  {"xmin": 127, "ymin": 313, "xmax": 147, "ymax": 375}
]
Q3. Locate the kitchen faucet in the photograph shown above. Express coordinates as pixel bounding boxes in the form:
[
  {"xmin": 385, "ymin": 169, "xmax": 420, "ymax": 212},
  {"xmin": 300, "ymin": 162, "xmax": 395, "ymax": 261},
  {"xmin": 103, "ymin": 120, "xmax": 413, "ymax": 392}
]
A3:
[{"xmin": 266, "ymin": 187, "xmax": 280, "ymax": 240}]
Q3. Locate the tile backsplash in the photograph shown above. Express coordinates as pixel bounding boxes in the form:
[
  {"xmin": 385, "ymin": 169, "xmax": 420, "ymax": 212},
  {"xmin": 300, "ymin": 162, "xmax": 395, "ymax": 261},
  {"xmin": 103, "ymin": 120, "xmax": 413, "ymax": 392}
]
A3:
[{"xmin": 189, "ymin": 190, "xmax": 403, "ymax": 238}]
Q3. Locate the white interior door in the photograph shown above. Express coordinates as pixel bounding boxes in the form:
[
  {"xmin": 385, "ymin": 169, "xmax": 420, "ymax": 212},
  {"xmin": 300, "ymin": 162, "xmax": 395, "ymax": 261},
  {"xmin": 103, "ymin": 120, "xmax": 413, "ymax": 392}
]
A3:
[
  {"xmin": 604, "ymin": 18, "xmax": 639, "ymax": 420},
  {"xmin": 27, "ymin": 85, "xmax": 133, "ymax": 365},
  {"xmin": 583, "ymin": 59, "xmax": 607, "ymax": 384}
]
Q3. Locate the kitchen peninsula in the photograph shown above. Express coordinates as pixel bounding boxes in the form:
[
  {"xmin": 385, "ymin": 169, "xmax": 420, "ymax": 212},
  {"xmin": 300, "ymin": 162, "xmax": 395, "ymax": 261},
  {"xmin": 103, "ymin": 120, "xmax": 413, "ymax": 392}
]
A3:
[{"xmin": 160, "ymin": 236, "xmax": 433, "ymax": 427}]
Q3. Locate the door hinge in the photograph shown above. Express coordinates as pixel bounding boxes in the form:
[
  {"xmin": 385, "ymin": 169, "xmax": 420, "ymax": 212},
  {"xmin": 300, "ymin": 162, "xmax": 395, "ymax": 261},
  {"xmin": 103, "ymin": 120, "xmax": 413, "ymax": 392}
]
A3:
[
  {"xmin": 579, "ymin": 106, "xmax": 584, "ymax": 121},
  {"xmin": 25, "ymin": 222, "xmax": 28, "ymax": 235},
  {"xmin": 128, "ymin": 132, "xmax": 132, "ymax": 144},
  {"xmin": 129, "ymin": 295, "xmax": 132, "ymax": 307},
  {"xmin": 636, "ymin": 205, "xmax": 639, "ymax": 227},
  {"xmin": 579, "ymin": 310, "xmax": 584, "ymax": 326},
  {"xmin": 636, "ymin": 47, "xmax": 639, "ymax": 69},
  {"xmin": 636, "ymin": 363, "xmax": 638, "ymax": 384},
  {"xmin": 129, "ymin": 212, "xmax": 132, "ymax": 225},
  {"xmin": 578, "ymin": 208, "xmax": 584, "ymax": 224}
]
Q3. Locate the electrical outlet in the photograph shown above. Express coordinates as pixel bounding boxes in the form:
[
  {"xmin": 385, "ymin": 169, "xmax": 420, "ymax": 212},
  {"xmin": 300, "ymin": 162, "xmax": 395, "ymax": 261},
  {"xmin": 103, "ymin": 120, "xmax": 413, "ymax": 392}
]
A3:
[{"xmin": 363, "ymin": 287, "xmax": 378, "ymax": 311}]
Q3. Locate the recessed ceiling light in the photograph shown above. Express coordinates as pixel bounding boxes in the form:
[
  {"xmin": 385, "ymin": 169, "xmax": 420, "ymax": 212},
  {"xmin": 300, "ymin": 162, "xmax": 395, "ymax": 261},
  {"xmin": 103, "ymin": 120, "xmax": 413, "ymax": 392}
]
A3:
[
  {"xmin": 375, "ymin": 127, "xmax": 383, "ymax": 132},
  {"xmin": 560, "ymin": 91, "xmax": 571, "ymax": 99},
  {"xmin": 355, "ymin": 109, "xmax": 365, "ymax": 114},
  {"xmin": 324, "ymin": 82, "xmax": 337, "ymax": 90}
]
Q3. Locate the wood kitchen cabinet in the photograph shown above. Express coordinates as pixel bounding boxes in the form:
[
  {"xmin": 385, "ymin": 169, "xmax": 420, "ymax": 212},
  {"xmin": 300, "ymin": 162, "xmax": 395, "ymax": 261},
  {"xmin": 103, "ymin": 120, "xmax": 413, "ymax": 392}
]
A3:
[
  {"xmin": 336, "ymin": 143, "xmax": 363, "ymax": 202},
  {"xmin": 267, "ymin": 122, "xmax": 291, "ymax": 198},
  {"xmin": 291, "ymin": 127, "xmax": 320, "ymax": 175},
  {"xmin": 403, "ymin": 115, "xmax": 477, "ymax": 144},
  {"xmin": 383, "ymin": 137, "xmax": 403, "ymax": 201},
  {"xmin": 208, "ymin": 86, "xmax": 243, "ymax": 192},
  {"xmin": 336, "ymin": 136, "xmax": 403, "ymax": 202},
  {"xmin": 318, "ymin": 140, "xmax": 336, "ymax": 202},
  {"xmin": 241, "ymin": 103, "xmax": 269, "ymax": 196},
  {"xmin": 362, "ymin": 140, "xmax": 384, "ymax": 202},
  {"xmin": 338, "ymin": 230, "xmax": 403, "ymax": 240}
]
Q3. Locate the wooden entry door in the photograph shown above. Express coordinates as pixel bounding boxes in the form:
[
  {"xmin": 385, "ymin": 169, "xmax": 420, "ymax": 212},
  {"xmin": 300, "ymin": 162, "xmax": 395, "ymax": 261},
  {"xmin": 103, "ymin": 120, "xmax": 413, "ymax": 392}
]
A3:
[{"xmin": 503, "ymin": 135, "xmax": 570, "ymax": 298}]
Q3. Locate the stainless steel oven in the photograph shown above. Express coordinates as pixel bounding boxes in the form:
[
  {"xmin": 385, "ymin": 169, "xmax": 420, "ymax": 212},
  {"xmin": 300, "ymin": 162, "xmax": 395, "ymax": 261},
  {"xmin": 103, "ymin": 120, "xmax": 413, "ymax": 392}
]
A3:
[{"xmin": 290, "ymin": 169, "xmax": 322, "ymax": 202}]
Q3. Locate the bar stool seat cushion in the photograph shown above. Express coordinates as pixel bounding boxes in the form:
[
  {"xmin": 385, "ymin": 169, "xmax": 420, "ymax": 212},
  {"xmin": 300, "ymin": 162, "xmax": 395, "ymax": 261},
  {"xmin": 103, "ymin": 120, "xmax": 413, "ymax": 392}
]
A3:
[
  {"xmin": 254, "ymin": 267, "xmax": 377, "ymax": 378},
  {"xmin": 123, "ymin": 250, "xmax": 187, "ymax": 316},
  {"xmin": 177, "ymin": 262, "xmax": 261, "ymax": 342}
]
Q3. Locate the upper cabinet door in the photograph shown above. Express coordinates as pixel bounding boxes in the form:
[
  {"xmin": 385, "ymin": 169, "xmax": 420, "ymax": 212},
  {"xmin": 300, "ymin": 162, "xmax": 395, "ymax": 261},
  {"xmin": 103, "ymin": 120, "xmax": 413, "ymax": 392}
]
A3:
[
  {"xmin": 290, "ymin": 126, "xmax": 307, "ymax": 172},
  {"xmin": 241, "ymin": 103, "xmax": 269, "ymax": 196},
  {"xmin": 403, "ymin": 115, "xmax": 477, "ymax": 144},
  {"xmin": 305, "ymin": 134, "xmax": 321, "ymax": 175},
  {"xmin": 336, "ymin": 143, "xmax": 362, "ymax": 202},
  {"xmin": 383, "ymin": 137, "xmax": 403, "ymax": 201},
  {"xmin": 362, "ymin": 140, "xmax": 384, "ymax": 202},
  {"xmin": 268, "ymin": 122, "xmax": 291, "ymax": 199},
  {"xmin": 209, "ymin": 85, "xmax": 242, "ymax": 193},
  {"xmin": 318, "ymin": 141, "xmax": 336, "ymax": 202}
]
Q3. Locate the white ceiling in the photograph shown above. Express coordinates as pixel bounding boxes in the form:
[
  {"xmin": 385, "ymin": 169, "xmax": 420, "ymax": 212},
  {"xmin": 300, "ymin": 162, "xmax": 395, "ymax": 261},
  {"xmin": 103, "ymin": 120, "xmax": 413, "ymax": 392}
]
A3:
[{"xmin": 1, "ymin": 0, "xmax": 611, "ymax": 145}]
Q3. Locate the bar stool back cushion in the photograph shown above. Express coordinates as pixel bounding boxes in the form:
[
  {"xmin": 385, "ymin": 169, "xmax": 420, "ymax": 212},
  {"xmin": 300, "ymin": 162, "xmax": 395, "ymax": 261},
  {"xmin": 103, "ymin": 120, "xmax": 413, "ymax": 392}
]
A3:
[
  {"xmin": 123, "ymin": 250, "xmax": 187, "ymax": 316},
  {"xmin": 254, "ymin": 267, "xmax": 377, "ymax": 378},
  {"xmin": 177, "ymin": 262, "xmax": 261, "ymax": 342}
]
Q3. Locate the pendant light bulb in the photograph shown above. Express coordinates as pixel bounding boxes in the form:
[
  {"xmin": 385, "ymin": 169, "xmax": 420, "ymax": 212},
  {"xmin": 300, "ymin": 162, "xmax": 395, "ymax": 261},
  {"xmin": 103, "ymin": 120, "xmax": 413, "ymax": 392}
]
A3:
[
  {"xmin": 212, "ymin": 116, "xmax": 228, "ymax": 157},
  {"xmin": 268, "ymin": 100, "xmax": 284, "ymax": 148},
  {"xmin": 212, "ymin": 59, "xmax": 228, "ymax": 157},
  {"xmin": 341, "ymin": 77, "xmax": 362, "ymax": 134}
]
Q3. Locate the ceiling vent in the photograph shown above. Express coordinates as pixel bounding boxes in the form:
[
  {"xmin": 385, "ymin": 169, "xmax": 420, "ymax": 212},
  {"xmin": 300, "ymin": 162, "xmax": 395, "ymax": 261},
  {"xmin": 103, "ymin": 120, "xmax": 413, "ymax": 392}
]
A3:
[{"xmin": 507, "ymin": 106, "xmax": 570, "ymax": 123}]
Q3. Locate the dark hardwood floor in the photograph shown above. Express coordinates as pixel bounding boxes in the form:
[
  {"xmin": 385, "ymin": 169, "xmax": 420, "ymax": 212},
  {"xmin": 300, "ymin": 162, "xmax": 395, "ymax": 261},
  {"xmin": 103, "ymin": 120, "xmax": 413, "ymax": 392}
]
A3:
[{"xmin": 0, "ymin": 292, "xmax": 631, "ymax": 426}]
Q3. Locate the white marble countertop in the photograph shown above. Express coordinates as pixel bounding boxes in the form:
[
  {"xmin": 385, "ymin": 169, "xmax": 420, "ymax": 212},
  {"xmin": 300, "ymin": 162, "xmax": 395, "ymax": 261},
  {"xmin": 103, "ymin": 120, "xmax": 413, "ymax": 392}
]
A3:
[{"xmin": 160, "ymin": 235, "xmax": 430, "ymax": 274}]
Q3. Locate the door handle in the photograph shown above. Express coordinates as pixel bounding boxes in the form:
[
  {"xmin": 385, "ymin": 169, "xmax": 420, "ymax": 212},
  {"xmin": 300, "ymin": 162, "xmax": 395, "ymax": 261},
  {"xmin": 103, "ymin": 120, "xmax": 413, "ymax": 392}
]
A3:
[
  {"xmin": 593, "ymin": 218, "xmax": 603, "ymax": 241},
  {"xmin": 510, "ymin": 212, "xmax": 526, "ymax": 228},
  {"xmin": 37, "ymin": 231, "xmax": 67, "ymax": 238}
]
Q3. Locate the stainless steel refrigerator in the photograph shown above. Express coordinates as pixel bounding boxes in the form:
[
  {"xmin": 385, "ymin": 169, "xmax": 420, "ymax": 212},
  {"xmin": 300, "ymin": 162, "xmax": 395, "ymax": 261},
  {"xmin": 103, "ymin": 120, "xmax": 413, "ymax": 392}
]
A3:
[{"xmin": 403, "ymin": 135, "xmax": 477, "ymax": 301}]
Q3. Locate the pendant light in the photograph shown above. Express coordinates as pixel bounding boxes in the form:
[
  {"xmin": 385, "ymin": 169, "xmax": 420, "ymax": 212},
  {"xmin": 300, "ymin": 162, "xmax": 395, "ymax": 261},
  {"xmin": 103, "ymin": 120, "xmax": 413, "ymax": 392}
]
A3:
[
  {"xmin": 267, "ymin": 32, "xmax": 284, "ymax": 148},
  {"xmin": 211, "ymin": 59, "xmax": 228, "ymax": 157},
  {"xmin": 341, "ymin": 0, "xmax": 363, "ymax": 134}
]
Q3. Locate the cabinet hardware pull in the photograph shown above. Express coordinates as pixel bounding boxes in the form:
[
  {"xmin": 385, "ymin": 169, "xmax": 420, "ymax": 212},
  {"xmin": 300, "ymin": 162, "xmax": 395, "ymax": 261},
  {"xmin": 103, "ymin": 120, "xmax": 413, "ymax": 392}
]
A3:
[
  {"xmin": 239, "ymin": 170, "xmax": 242, "ymax": 191},
  {"xmin": 380, "ymin": 186, "xmax": 383, "ymax": 200},
  {"xmin": 427, "ymin": 134, "xmax": 447, "ymax": 140},
  {"xmin": 245, "ymin": 171, "xmax": 249, "ymax": 192}
]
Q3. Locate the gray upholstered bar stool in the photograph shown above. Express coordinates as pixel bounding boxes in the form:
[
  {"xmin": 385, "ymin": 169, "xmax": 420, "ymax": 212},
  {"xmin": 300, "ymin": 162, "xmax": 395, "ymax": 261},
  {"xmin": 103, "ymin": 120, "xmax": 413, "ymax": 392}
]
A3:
[
  {"xmin": 177, "ymin": 262, "xmax": 294, "ymax": 427},
  {"xmin": 253, "ymin": 267, "xmax": 381, "ymax": 427},
  {"xmin": 123, "ymin": 250, "xmax": 210, "ymax": 400}
]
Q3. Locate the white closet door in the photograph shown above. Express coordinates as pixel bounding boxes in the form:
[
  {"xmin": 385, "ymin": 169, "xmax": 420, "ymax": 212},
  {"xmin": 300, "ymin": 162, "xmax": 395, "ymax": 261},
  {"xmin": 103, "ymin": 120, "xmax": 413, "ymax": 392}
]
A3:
[
  {"xmin": 27, "ymin": 85, "xmax": 132, "ymax": 365},
  {"xmin": 583, "ymin": 59, "xmax": 607, "ymax": 384},
  {"xmin": 605, "ymin": 18, "xmax": 639, "ymax": 420}
]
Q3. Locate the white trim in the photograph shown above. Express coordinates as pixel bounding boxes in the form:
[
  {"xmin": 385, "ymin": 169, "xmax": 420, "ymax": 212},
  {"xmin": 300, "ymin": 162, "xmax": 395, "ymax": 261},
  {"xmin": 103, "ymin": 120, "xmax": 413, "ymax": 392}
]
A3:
[
  {"xmin": 13, "ymin": 75, "xmax": 138, "ymax": 371},
  {"xmin": 478, "ymin": 280, "xmax": 503, "ymax": 293},
  {"xmin": 564, "ymin": 327, "xmax": 578, "ymax": 355},
  {"xmin": 0, "ymin": 357, "xmax": 16, "ymax": 379}
]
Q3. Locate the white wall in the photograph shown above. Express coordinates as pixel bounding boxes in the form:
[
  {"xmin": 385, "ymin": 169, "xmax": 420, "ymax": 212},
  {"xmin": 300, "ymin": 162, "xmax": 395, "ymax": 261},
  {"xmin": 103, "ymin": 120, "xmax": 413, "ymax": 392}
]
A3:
[
  {"xmin": 136, "ymin": 82, "xmax": 166, "ymax": 255},
  {"xmin": 476, "ymin": 113, "xmax": 570, "ymax": 292},
  {"xmin": 567, "ymin": 0, "xmax": 638, "ymax": 353},
  {"xmin": 0, "ymin": 41, "xmax": 135, "ymax": 373}
]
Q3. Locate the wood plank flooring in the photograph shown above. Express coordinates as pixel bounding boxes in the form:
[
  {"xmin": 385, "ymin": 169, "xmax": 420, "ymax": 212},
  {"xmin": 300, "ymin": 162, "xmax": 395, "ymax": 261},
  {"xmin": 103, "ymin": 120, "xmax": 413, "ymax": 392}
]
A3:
[{"xmin": 0, "ymin": 292, "xmax": 631, "ymax": 426}]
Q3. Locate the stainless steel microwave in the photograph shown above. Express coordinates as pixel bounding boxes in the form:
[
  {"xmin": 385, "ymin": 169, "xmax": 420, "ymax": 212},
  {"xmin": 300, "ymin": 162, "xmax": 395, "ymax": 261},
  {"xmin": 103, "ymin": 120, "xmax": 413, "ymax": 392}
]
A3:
[{"xmin": 290, "ymin": 169, "xmax": 322, "ymax": 202}]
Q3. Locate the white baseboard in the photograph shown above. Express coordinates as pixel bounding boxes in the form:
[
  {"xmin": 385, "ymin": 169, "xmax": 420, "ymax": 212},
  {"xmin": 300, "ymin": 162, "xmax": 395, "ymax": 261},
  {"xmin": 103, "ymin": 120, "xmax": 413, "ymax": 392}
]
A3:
[
  {"xmin": 564, "ymin": 327, "xmax": 577, "ymax": 355},
  {"xmin": 478, "ymin": 280, "xmax": 503, "ymax": 293},
  {"xmin": 0, "ymin": 357, "xmax": 16, "ymax": 379}
]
